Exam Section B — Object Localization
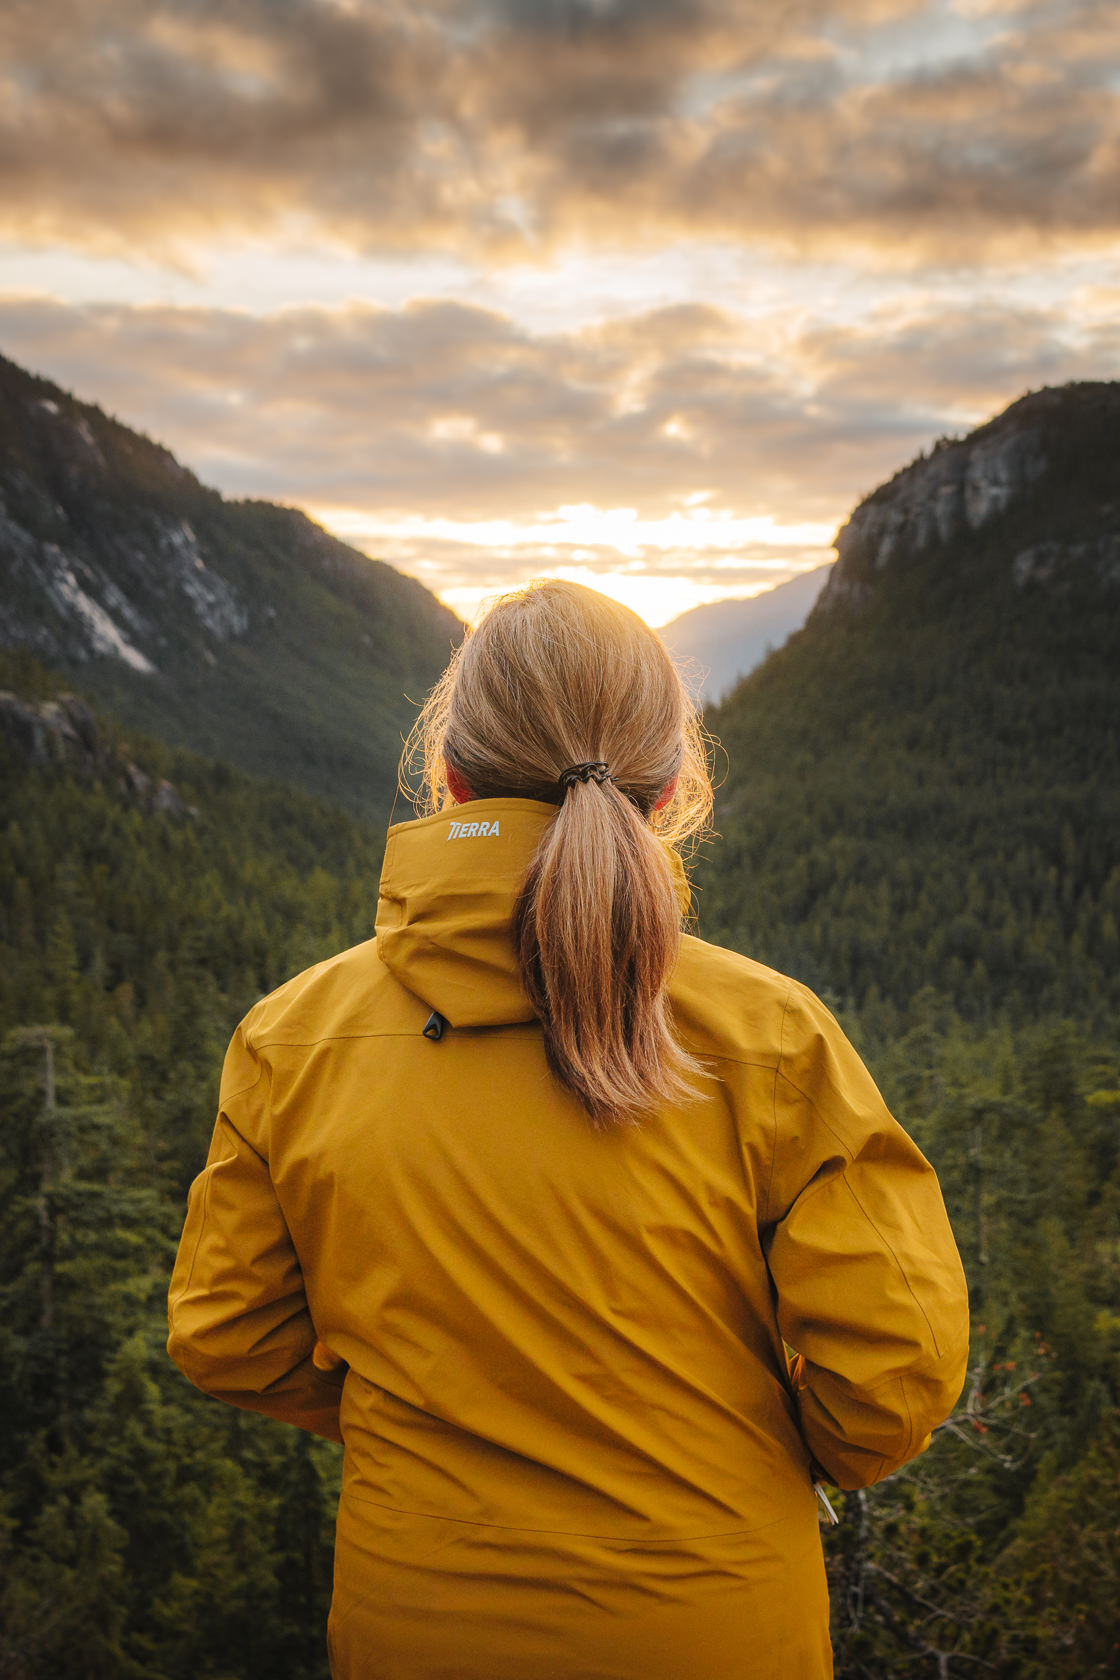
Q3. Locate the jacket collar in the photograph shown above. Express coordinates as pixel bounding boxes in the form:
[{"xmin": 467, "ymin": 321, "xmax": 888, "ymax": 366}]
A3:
[{"xmin": 375, "ymin": 798, "xmax": 691, "ymax": 1029}]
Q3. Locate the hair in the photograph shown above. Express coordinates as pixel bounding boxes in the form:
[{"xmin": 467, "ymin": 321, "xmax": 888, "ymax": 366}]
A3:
[{"xmin": 401, "ymin": 578, "xmax": 714, "ymax": 1128}]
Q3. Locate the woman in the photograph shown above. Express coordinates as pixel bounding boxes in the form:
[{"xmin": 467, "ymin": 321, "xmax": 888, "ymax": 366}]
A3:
[{"xmin": 168, "ymin": 579, "xmax": 969, "ymax": 1680}]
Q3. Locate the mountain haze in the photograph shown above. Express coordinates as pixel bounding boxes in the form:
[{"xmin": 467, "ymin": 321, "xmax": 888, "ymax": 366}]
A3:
[
  {"xmin": 660, "ymin": 564, "xmax": 832, "ymax": 702},
  {"xmin": 0, "ymin": 351, "xmax": 462, "ymax": 822}
]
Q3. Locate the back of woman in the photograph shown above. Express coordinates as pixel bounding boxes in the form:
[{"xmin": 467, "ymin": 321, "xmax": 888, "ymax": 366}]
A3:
[{"xmin": 168, "ymin": 580, "xmax": 969, "ymax": 1680}]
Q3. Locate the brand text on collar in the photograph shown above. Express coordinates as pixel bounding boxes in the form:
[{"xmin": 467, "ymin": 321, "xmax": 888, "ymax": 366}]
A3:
[{"xmin": 447, "ymin": 819, "xmax": 501, "ymax": 839}]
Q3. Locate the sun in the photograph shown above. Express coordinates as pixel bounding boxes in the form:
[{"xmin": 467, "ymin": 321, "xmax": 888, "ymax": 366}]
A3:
[{"xmin": 310, "ymin": 503, "xmax": 837, "ymax": 628}]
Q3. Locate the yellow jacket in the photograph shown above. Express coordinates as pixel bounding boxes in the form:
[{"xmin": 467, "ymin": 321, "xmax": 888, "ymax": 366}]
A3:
[{"xmin": 168, "ymin": 799, "xmax": 969, "ymax": 1680}]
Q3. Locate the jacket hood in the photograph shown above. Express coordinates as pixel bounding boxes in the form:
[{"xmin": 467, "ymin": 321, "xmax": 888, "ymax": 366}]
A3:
[{"xmin": 375, "ymin": 797, "xmax": 692, "ymax": 1029}]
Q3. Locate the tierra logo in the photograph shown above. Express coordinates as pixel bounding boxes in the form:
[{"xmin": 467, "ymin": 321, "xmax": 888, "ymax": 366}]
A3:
[{"xmin": 447, "ymin": 819, "xmax": 501, "ymax": 839}]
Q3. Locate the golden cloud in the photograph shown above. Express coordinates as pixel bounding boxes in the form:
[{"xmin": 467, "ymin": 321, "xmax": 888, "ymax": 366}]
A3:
[
  {"xmin": 0, "ymin": 0, "xmax": 1115, "ymax": 263},
  {"xmin": 2, "ymin": 288, "xmax": 1114, "ymax": 534}
]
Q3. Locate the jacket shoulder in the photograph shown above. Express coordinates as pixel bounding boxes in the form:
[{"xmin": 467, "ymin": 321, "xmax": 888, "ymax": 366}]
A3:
[
  {"xmin": 671, "ymin": 934, "xmax": 795, "ymax": 1068},
  {"xmin": 243, "ymin": 936, "xmax": 422, "ymax": 1048}
]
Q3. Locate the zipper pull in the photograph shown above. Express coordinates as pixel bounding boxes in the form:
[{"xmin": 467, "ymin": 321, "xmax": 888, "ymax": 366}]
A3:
[{"xmin": 422, "ymin": 1010, "xmax": 447, "ymax": 1041}]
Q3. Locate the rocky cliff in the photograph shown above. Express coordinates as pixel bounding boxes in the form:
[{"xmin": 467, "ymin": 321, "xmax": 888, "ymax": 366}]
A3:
[
  {"xmin": 816, "ymin": 382, "xmax": 1120, "ymax": 613},
  {"xmin": 0, "ymin": 688, "xmax": 196, "ymax": 817}
]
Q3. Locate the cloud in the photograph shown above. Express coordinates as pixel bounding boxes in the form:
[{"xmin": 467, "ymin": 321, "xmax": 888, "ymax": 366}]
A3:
[
  {"xmin": 2, "ymin": 286, "xmax": 1115, "ymax": 575},
  {"xmin": 0, "ymin": 0, "xmax": 1115, "ymax": 264},
  {"xmin": 795, "ymin": 300, "xmax": 1102, "ymax": 411},
  {"xmin": 0, "ymin": 292, "xmax": 892, "ymax": 520},
  {"xmin": 4, "ymin": 279, "xmax": 1116, "ymax": 621}
]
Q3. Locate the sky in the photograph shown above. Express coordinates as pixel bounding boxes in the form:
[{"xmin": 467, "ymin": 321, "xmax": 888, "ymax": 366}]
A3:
[{"xmin": 1, "ymin": 0, "xmax": 1118, "ymax": 626}]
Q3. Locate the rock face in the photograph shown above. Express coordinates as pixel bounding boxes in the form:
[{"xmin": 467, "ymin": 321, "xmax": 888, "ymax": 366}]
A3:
[
  {"xmin": 0, "ymin": 392, "xmax": 349, "ymax": 675},
  {"xmin": 0, "ymin": 689, "xmax": 195, "ymax": 817},
  {"xmin": 1011, "ymin": 532, "xmax": 1120, "ymax": 588},
  {"xmin": 0, "ymin": 350, "xmax": 462, "ymax": 821},
  {"xmin": 0, "ymin": 396, "xmax": 253, "ymax": 675},
  {"xmin": 815, "ymin": 382, "xmax": 1120, "ymax": 614}
]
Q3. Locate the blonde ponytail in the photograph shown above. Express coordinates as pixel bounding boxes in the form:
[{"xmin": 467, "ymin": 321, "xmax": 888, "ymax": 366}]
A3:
[{"xmin": 402, "ymin": 579, "xmax": 713, "ymax": 1128}]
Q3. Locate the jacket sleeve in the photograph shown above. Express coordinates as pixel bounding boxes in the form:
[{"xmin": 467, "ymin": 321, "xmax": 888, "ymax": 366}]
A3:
[
  {"xmin": 167, "ymin": 1017, "xmax": 345, "ymax": 1442},
  {"xmin": 763, "ymin": 981, "xmax": 969, "ymax": 1490}
]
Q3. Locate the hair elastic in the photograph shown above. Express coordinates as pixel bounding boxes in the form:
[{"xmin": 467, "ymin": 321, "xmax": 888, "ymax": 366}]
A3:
[{"xmin": 557, "ymin": 761, "xmax": 617, "ymax": 792}]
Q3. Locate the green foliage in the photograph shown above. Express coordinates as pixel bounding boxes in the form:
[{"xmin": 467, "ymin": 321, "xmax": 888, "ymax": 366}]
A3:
[
  {"xmin": 695, "ymin": 551, "xmax": 1120, "ymax": 1027},
  {"xmin": 986, "ymin": 1414, "xmax": 1120, "ymax": 1677},
  {"xmin": 0, "ymin": 706, "xmax": 369, "ymax": 1678},
  {"xmin": 815, "ymin": 1019, "xmax": 1120, "ymax": 1677},
  {"xmin": 0, "ymin": 711, "xmax": 385, "ymax": 1181}
]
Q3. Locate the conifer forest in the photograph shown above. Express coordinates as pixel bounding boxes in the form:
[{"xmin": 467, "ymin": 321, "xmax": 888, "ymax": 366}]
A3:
[{"xmin": 2, "ymin": 382, "xmax": 1119, "ymax": 1678}]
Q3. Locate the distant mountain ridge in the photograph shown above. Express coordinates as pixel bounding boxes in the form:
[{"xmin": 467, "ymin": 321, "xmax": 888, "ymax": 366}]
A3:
[
  {"xmin": 0, "ymin": 350, "xmax": 462, "ymax": 822},
  {"xmin": 659, "ymin": 565, "xmax": 833, "ymax": 703}
]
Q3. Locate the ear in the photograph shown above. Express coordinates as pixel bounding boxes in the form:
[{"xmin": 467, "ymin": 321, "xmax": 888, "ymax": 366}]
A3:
[
  {"xmin": 653, "ymin": 773, "xmax": 679, "ymax": 813},
  {"xmin": 445, "ymin": 762, "xmax": 473, "ymax": 805}
]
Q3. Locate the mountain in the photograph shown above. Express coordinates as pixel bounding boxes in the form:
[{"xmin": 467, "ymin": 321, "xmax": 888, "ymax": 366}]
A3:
[
  {"xmin": 816, "ymin": 382, "xmax": 1120, "ymax": 612},
  {"xmin": 0, "ymin": 350, "xmax": 462, "ymax": 822},
  {"xmin": 659, "ymin": 564, "xmax": 833, "ymax": 702},
  {"xmin": 693, "ymin": 380, "xmax": 1120, "ymax": 1027},
  {"xmin": 2, "ymin": 381, "xmax": 1119, "ymax": 1680}
]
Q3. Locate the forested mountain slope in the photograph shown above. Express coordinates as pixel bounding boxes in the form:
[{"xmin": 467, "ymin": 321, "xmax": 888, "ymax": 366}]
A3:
[
  {"xmin": 694, "ymin": 381, "xmax": 1120, "ymax": 1032},
  {"xmin": 0, "ymin": 351, "xmax": 461, "ymax": 822}
]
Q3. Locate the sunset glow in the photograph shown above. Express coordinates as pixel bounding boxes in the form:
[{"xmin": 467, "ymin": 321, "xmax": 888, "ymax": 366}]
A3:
[{"xmin": 313, "ymin": 504, "xmax": 836, "ymax": 624}]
